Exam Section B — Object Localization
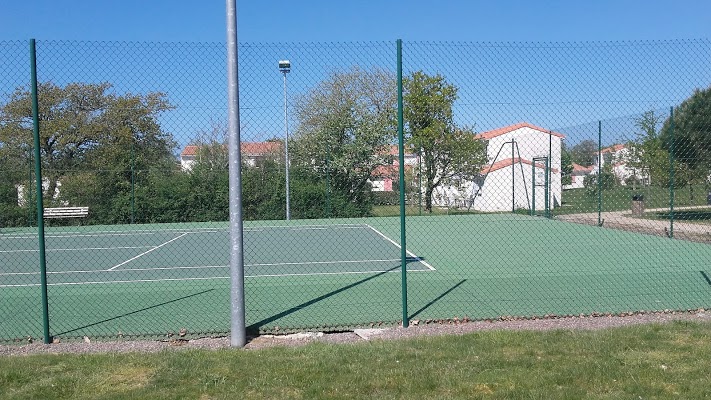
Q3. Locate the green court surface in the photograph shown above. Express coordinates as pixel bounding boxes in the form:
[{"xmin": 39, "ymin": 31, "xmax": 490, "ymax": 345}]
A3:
[{"xmin": 1, "ymin": 214, "xmax": 710, "ymax": 341}]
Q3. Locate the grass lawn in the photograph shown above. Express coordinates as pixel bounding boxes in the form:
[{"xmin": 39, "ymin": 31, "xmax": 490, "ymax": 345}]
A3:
[
  {"xmin": 560, "ymin": 184, "xmax": 710, "ymax": 215},
  {"xmin": 371, "ymin": 205, "xmax": 456, "ymax": 217},
  {"xmin": 2, "ymin": 321, "xmax": 711, "ymax": 399}
]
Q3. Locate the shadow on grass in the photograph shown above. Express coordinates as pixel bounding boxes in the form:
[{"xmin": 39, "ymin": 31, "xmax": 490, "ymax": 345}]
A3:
[
  {"xmin": 53, "ymin": 289, "xmax": 215, "ymax": 337},
  {"xmin": 247, "ymin": 257, "xmax": 425, "ymax": 334},
  {"xmin": 409, "ymin": 280, "xmax": 467, "ymax": 320},
  {"xmin": 656, "ymin": 210, "xmax": 711, "ymax": 221}
]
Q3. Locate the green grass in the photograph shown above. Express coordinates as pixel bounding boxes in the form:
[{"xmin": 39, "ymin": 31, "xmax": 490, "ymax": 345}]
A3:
[
  {"xmin": 650, "ymin": 207, "xmax": 711, "ymax": 221},
  {"xmin": 371, "ymin": 205, "xmax": 455, "ymax": 217},
  {"xmin": 559, "ymin": 184, "xmax": 710, "ymax": 214},
  {"xmin": 2, "ymin": 321, "xmax": 711, "ymax": 399}
]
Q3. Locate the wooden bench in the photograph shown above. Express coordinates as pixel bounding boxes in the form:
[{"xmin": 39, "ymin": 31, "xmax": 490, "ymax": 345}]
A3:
[{"xmin": 43, "ymin": 207, "xmax": 89, "ymax": 219}]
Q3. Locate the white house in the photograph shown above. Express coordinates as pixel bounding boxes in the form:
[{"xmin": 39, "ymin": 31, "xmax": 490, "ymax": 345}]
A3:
[
  {"xmin": 16, "ymin": 179, "xmax": 64, "ymax": 207},
  {"xmin": 589, "ymin": 144, "xmax": 649, "ymax": 186},
  {"xmin": 564, "ymin": 163, "xmax": 594, "ymax": 190},
  {"xmin": 180, "ymin": 142, "xmax": 282, "ymax": 171},
  {"xmin": 369, "ymin": 145, "xmax": 418, "ymax": 192},
  {"xmin": 432, "ymin": 122, "xmax": 564, "ymax": 212}
]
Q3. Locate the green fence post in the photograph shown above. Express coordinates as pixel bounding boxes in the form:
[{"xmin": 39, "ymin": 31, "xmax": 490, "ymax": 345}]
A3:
[
  {"xmin": 669, "ymin": 106, "xmax": 675, "ymax": 238},
  {"xmin": 511, "ymin": 140, "xmax": 516, "ymax": 212},
  {"xmin": 418, "ymin": 148, "xmax": 422, "ymax": 216},
  {"xmin": 397, "ymin": 39, "xmax": 408, "ymax": 328},
  {"xmin": 325, "ymin": 140, "xmax": 331, "ymax": 218},
  {"xmin": 130, "ymin": 136, "xmax": 135, "ymax": 224},
  {"xmin": 30, "ymin": 39, "xmax": 51, "ymax": 344},
  {"xmin": 531, "ymin": 161, "xmax": 536, "ymax": 216},
  {"xmin": 544, "ymin": 157, "xmax": 550, "ymax": 218},
  {"xmin": 548, "ymin": 133, "xmax": 552, "ymax": 218},
  {"xmin": 597, "ymin": 121, "xmax": 602, "ymax": 227}
]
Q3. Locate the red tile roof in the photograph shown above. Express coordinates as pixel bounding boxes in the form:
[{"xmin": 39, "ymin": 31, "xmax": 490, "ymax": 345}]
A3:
[
  {"xmin": 476, "ymin": 122, "xmax": 566, "ymax": 140},
  {"xmin": 481, "ymin": 157, "xmax": 560, "ymax": 174},
  {"xmin": 572, "ymin": 163, "xmax": 594, "ymax": 173},
  {"xmin": 600, "ymin": 144, "xmax": 625, "ymax": 154},
  {"xmin": 180, "ymin": 142, "xmax": 282, "ymax": 157},
  {"xmin": 372, "ymin": 164, "xmax": 413, "ymax": 179},
  {"xmin": 241, "ymin": 141, "xmax": 282, "ymax": 155}
]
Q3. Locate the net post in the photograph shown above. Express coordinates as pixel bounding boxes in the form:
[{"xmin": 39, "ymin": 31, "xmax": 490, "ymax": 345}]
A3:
[
  {"xmin": 544, "ymin": 157, "xmax": 551, "ymax": 218},
  {"xmin": 397, "ymin": 39, "xmax": 409, "ymax": 328},
  {"xmin": 226, "ymin": 0, "xmax": 246, "ymax": 347},
  {"xmin": 511, "ymin": 140, "xmax": 515, "ymax": 212},
  {"xmin": 30, "ymin": 38, "xmax": 51, "ymax": 344},
  {"xmin": 597, "ymin": 121, "xmax": 602, "ymax": 227},
  {"xmin": 531, "ymin": 160, "xmax": 536, "ymax": 216}
]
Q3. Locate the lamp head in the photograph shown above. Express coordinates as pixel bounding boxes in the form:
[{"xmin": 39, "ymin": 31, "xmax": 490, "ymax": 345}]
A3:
[{"xmin": 278, "ymin": 60, "xmax": 291, "ymax": 73}]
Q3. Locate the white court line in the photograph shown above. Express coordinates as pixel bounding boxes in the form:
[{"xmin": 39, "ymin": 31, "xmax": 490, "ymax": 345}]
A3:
[
  {"xmin": 0, "ymin": 229, "xmax": 224, "ymax": 240},
  {"xmin": 0, "ymin": 259, "xmax": 404, "ymax": 277},
  {"xmin": 364, "ymin": 224, "xmax": 436, "ymax": 271},
  {"xmin": 0, "ymin": 246, "xmax": 152, "ymax": 254},
  {"xmin": 247, "ymin": 258, "xmax": 400, "ymax": 267},
  {"xmin": 244, "ymin": 224, "xmax": 366, "ymax": 232},
  {"xmin": 107, "ymin": 233, "xmax": 189, "ymax": 271},
  {"xmin": 0, "ymin": 232, "xmax": 171, "ymax": 240},
  {"xmin": 1, "ymin": 223, "xmax": 367, "ymax": 240},
  {"xmin": 0, "ymin": 268, "xmax": 435, "ymax": 288}
]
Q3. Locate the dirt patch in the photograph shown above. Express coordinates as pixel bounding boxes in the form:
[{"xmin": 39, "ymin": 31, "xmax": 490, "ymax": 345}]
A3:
[
  {"xmin": 2, "ymin": 310, "xmax": 708, "ymax": 356},
  {"xmin": 557, "ymin": 210, "xmax": 711, "ymax": 244}
]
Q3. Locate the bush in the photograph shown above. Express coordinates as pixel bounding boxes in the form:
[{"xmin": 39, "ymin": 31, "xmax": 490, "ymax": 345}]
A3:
[
  {"xmin": 584, "ymin": 171, "xmax": 617, "ymax": 195},
  {"xmin": 372, "ymin": 191, "xmax": 400, "ymax": 206}
]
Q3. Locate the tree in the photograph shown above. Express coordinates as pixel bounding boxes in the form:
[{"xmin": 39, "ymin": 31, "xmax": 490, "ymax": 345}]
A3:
[
  {"xmin": 0, "ymin": 82, "xmax": 176, "ymax": 224},
  {"xmin": 660, "ymin": 86, "xmax": 711, "ymax": 170},
  {"xmin": 292, "ymin": 67, "xmax": 397, "ymax": 215},
  {"xmin": 658, "ymin": 86, "xmax": 711, "ymax": 197},
  {"xmin": 403, "ymin": 71, "xmax": 486, "ymax": 212},
  {"xmin": 626, "ymin": 110, "xmax": 668, "ymax": 188},
  {"xmin": 561, "ymin": 142, "xmax": 573, "ymax": 186},
  {"xmin": 568, "ymin": 140, "xmax": 598, "ymax": 167}
]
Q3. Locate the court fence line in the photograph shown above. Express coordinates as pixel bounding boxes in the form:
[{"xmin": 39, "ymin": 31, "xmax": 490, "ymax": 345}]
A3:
[{"xmin": 0, "ymin": 38, "xmax": 710, "ymax": 342}]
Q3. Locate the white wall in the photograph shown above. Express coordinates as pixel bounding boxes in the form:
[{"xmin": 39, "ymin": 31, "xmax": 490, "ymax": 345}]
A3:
[{"xmin": 472, "ymin": 162, "xmax": 550, "ymax": 212}]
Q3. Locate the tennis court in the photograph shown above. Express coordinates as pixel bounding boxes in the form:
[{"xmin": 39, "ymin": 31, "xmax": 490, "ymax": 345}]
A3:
[
  {"xmin": 2, "ymin": 214, "xmax": 711, "ymax": 341},
  {"xmin": 0, "ymin": 223, "xmax": 432, "ymax": 286}
]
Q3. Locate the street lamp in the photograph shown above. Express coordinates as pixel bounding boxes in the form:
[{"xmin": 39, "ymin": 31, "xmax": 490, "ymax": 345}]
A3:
[{"xmin": 279, "ymin": 59, "xmax": 291, "ymax": 220}]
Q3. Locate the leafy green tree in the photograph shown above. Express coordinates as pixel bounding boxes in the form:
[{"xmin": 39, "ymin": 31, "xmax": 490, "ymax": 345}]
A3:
[
  {"xmin": 403, "ymin": 71, "xmax": 486, "ymax": 212},
  {"xmin": 660, "ymin": 86, "xmax": 711, "ymax": 170},
  {"xmin": 584, "ymin": 166, "xmax": 618, "ymax": 195},
  {"xmin": 292, "ymin": 67, "xmax": 397, "ymax": 215},
  {"xmin": 626, "ymin": 110, "xmax": 668, "ymax": 188},
  {"xmin": 0, "ymin": 155, "xmax": 27, "ymax": 227},
  {"xmin": 569, "ymin": 140, "xmax": 598, "ymax": 167},
  {"xmin": 0, "ymin": 82, "xmax": 176, "ymax": 224},
  {"xmin": 561, "ymin": 142, "xmax": 573, "ymax": 186},
  {"xmin": 659, "ymin": 87, "xmax": 711, "ymax": 198}
]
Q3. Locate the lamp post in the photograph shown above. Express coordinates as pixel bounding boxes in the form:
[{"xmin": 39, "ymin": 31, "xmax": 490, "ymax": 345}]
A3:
[{"xmin": 279, "ymin": 59, "xmax": 291, "ymax": 220}]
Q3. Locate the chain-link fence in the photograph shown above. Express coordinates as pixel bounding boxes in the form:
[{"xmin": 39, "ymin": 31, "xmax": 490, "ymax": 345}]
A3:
[{"xmin": 1, "ymin": 39, "xmax": 710, "ymax": 343}]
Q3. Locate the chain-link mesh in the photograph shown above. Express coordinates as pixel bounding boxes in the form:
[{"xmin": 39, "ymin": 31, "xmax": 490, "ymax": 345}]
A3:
[
  {"xmin": 1, "ymin": 39, "xmax": 710, "ymax": 342},
  {"xmin": 403, "ymin": 40, "xmax": 711, "ymax": 323}
]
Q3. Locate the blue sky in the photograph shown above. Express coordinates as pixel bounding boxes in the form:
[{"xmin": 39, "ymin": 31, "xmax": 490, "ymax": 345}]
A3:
[
  {"xmin": 2, "ymin": 1, "xmax": 710, "ymax": 149},
  {"xmin": 2, "ymin": 0, "xmax": 710, "ymax": 42}
]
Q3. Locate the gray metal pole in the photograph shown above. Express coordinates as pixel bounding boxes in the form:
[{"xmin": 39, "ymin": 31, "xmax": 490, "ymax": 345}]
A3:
[
  {"xmin": 226, "ymin": 0, "xmax": 246, "ymax": 347},
  {"xmin": 283, "ymin": 72, "xmax": 291, "ymax": 220}
]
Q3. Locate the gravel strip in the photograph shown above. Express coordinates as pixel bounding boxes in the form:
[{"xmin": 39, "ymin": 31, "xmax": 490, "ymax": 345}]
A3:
[{"xmin": 2, "ymin": 310, "xmax": 708, "ymax": 356}]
